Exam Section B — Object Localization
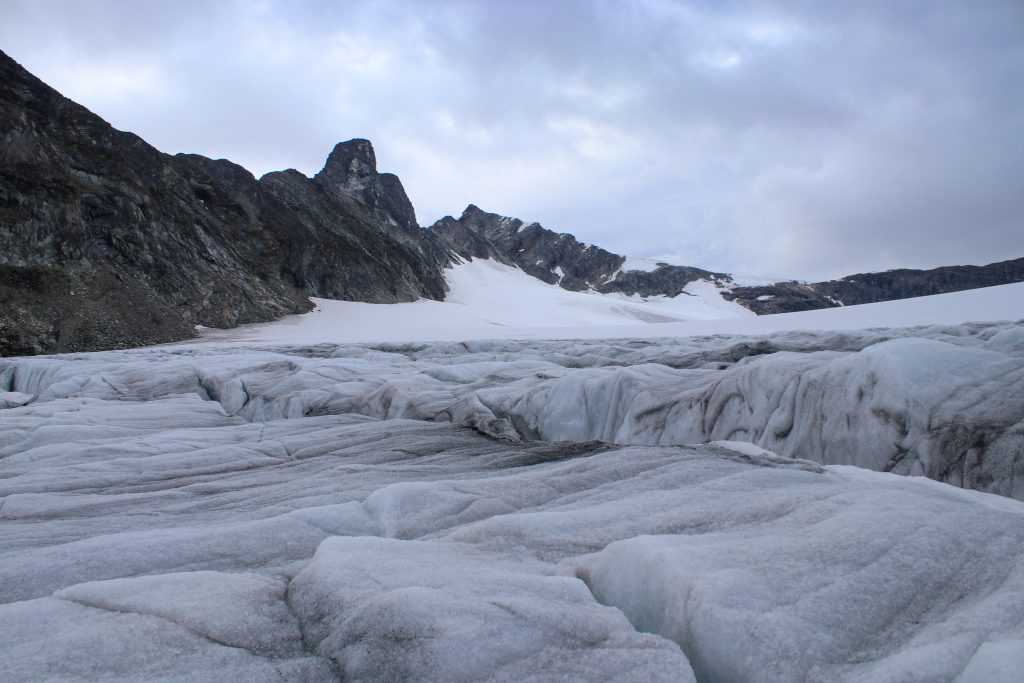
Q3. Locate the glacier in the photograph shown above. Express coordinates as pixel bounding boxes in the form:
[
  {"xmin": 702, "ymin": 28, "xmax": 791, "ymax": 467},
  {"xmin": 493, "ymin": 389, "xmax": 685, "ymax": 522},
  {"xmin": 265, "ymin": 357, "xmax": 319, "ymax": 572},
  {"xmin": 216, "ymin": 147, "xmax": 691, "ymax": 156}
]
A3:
[
  {"xmin": 2, "ymin": 285, "xmax": 1024, "ymax": 681},
  {"xmin": 4, "ymin": 319, "xmax": 1021, "ymax": 499},
  {"xmin": 2, "ymin": 410, "xmax": 1023, "ymax": 681}
]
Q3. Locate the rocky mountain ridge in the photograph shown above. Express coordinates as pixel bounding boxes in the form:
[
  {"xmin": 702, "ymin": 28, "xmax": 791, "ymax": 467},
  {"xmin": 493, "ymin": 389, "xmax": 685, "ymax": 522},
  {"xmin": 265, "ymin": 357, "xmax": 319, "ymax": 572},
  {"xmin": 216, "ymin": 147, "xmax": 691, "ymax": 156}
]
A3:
[
  {"xmin": 722, "ymin": 258, "xmax": 1024, "ymax": 314},
  {"xmin": 430, "ymin": 205, "xmax": 1024, "ymax": 311},
  {"xmin": 428, "ymin": 205, "xmax": 728, "ymax": 296},
  {"xmin": 0, "ymin": 49, "xmax": 449, "ymax": 355}
]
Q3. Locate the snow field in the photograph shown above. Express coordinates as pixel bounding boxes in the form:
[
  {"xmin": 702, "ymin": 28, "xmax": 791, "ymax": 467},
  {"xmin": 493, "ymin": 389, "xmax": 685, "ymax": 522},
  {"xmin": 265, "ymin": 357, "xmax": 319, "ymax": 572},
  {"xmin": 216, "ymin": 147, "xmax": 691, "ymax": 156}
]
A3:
[
  {"xmin": 196, "ymin": 257, "xmax": 755, "ymax": 345},
  {"xmin": 192, "ymin": 262, "xmax": 1024, "ymax": 345}
]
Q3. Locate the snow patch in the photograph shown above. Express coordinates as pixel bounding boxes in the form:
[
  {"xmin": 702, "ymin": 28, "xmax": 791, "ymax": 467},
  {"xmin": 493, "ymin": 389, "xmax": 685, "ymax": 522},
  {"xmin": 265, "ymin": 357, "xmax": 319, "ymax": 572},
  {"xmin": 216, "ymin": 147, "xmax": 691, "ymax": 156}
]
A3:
[
  {"xmin": 621, "ymin": 256, "xmax": 663, "ymax": 272},
  {"xmin": 710, "ymin": 440, "xmax": 780, "ymax": 458},
  {"xmin": 195, "ymin": 258, "xmax": 759, "ymax": 345}
]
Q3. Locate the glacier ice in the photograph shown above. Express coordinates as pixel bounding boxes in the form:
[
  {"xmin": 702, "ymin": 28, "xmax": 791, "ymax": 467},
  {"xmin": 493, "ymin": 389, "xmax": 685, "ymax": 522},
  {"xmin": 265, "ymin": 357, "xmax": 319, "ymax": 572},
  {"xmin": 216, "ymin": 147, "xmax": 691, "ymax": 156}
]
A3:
[
  {"xmin": 290, "ymin": 537, "xmax": 693, "ymax": 682},
  {"xmin": 2, "ymin": 320, "xmax": 1024, "ymax": 680},
  {"xmin": 4, "ymin": 320, "xmax": 1021, "ymax": 498}
]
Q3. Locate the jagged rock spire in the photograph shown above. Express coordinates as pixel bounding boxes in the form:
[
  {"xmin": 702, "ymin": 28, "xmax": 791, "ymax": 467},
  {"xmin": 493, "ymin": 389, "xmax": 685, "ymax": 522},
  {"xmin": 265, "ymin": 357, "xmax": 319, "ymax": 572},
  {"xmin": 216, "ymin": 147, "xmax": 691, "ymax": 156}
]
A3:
[
  {"xmin": 314, "ymin": 138, "xmax": 419, "ymax": 232},
  {"xmin": 316, "ymin": 139, "xmax": 377, "ymax": 188}
]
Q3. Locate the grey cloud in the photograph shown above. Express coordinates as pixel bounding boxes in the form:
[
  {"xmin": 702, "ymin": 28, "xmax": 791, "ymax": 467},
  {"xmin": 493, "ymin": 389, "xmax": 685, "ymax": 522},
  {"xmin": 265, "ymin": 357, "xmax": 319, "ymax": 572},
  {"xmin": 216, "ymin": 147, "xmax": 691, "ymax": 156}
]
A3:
[{"xmin": 0, "ymin": 0, "xmax": 1020, "ymax": 280}]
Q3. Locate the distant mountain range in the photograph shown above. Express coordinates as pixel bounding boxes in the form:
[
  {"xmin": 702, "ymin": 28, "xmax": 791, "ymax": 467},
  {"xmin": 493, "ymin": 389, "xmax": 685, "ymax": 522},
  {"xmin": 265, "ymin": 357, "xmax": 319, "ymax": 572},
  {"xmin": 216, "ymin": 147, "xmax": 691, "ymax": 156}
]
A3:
[
  {"xmin": 2, "ymin": 48, "xmax": 1021, "ymax": 355},
  {"xmin": 721, "ymin": 260, "xmax": 1024, "ymax": 314}
]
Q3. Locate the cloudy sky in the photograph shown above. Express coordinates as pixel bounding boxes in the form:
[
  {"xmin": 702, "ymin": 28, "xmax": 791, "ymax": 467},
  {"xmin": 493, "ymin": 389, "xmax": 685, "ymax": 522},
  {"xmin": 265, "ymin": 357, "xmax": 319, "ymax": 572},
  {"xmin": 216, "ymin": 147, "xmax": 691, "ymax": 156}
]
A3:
[{"xmin": 2, "ymin": 0, "xmax": 1021, "ymax": 280}]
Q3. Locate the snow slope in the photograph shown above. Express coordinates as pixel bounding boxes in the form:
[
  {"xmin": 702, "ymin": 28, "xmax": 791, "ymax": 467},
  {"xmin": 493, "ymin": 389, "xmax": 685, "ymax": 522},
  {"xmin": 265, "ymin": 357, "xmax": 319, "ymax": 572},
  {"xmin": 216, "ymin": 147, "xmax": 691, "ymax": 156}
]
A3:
[
  {"xmin": 197, "ymin": 257, "xmax": 753, "ymax": 345},
  {"xmin": 197, "ymin": 259, "xmax": 1024, "ymax": 345},
  {"xmin": 620, "ymin": 255, "xmax": 663, "ymax": 272}
]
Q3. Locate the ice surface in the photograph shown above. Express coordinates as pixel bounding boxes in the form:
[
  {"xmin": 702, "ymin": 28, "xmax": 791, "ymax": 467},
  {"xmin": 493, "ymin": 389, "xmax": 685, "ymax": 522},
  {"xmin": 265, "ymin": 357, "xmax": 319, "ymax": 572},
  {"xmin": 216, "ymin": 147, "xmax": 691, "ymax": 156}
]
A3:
[
  {"xmin": 574, "ymin": 475, "xmax": 1024, "ymax": 683},
  {"xmin": 54, "ymin": 571, "xmax": 306, "ymax": 655},
  {"xmin": 955, "ymin": 640, "xmax": 1024, "ymax": 683},
  {"xmin": 2, "ymin": 407, "xmax": 1023, "ymax": 680},
  {"xmin": 5, "ymin": 318, "xmax": 1020, "ymax": 499},
  {"xmin": 2, "ymin": 284, "xmax": 1024, "ymax": 680},
  {"xmin": 290, "ymin": 537, "xmax": 693, "ymax": 682},
  {"xmin": 0, "ymin": 594, "xmax": 332, "ymax": 682},
  {"xmin": 0, "ymin": 391, "xmax": 32, "ymax": 408}
]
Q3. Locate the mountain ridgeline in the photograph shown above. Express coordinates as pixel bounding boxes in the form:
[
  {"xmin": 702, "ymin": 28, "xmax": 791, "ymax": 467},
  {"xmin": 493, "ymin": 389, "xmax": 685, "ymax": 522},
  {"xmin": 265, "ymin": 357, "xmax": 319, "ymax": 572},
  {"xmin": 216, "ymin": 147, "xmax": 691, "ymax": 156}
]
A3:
[
  {"xmin": 721, "ymin": 260, "xmax": 1024, "ymax": 314},
  {"xmin": 0, "ymin": 48, "xmax": 456, "ymax": 355},
  {"xmin": 432, "ymin": 205, "xmax": 727, "ymax": 296},
  {"xmin": 1, "ymin": 49, "xmax": 1022, "ymax": 355}
]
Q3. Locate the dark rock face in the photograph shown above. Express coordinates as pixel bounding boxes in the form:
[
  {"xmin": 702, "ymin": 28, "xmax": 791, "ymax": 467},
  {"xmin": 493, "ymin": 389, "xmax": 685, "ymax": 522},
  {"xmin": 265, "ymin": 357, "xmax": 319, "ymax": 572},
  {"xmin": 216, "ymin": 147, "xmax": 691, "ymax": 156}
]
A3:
[
  {"xmin": 603, "ymin": 265, "xmax": 729, "ymax": 298},
  {"xmin": 257, "ymin": 150, "xmax": 450, "ymax": 303},
  {"xmin": 719, "ymin": 282, "xmax": 833, "ymax": 315},
  {"xmin": 724, "ymin": 259, "xmax": 1024, "ymax": 314},
  {"xmin": 0, "ymin": 50, "xmax": 449, "ymax": 355},
  {"xmin": 314, "ymin": 139, "xmax": 420, "ymax": 234},
  {"xmin": 429, "ymin": 205, "xmax": 728, "ymax": 295},
  {"xmin": 815, "ymin": 259, "xmax": 1024, "ymax": 306},
  {"xmin": 431, "ymin": 205, "xmax": 623, "ymax": 290}
]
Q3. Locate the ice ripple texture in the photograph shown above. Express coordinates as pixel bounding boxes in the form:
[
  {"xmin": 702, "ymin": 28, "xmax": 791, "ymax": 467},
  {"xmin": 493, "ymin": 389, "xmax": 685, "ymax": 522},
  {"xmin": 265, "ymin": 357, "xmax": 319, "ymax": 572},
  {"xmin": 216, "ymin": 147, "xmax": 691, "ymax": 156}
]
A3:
[
  {"xmin": 4, "ymin": 320, "xmax": 1022, "ymax": 498},
  {"xmin": 1, "ymin": 321, "xmax": 1023, "ymax": 681}
]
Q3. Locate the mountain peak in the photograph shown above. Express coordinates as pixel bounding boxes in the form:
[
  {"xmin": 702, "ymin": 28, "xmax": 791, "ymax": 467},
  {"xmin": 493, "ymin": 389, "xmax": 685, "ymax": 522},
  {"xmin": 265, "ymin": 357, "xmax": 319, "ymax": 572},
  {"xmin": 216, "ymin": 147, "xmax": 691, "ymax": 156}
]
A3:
[
  {"xmin": 313, "ymin": 138, "xmax": 419, "ymax": 231},
  {"xmin": 318, "ymin": 138, "xmax": 377, "ymax": 186}
]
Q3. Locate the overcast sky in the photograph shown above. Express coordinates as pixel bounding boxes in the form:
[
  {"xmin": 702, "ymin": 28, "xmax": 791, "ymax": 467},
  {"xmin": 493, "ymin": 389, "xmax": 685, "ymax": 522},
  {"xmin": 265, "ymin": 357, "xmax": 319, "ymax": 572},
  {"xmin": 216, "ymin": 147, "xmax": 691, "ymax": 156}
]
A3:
[{"xmin": 2, "ymin": 0, "xmax": 1021, "ymax": 280}]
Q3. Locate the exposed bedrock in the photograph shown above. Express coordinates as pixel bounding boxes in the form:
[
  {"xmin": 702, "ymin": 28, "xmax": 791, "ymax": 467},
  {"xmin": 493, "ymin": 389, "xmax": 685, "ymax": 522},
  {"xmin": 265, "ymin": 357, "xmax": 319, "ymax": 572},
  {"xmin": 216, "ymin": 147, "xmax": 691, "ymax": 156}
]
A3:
[
  {"xmin": 428, "ymin": 204, "xmax": 727, "ymax": 295},
  {"xmin": 0, "ymin": 49, "xmax": 450, "ymax": 355},
  {"xmin": 724, "ymin": 257, "xmax": 1024, "ymax": 314},
  {"xmin": 3, "ymin": 321, "xmax": 1022, "ymax": 499}
]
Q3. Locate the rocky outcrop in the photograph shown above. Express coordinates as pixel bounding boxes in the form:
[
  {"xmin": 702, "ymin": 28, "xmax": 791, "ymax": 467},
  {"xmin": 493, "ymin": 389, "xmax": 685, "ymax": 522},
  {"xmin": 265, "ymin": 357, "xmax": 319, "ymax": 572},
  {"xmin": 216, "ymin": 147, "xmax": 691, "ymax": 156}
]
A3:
[
  {"xmin": 313, "ymin": 139, "xmax": 419, "ymax": 234},
  {"xmin": 724, "ymin": 258, "xmax": 1024, "ymax": 314},
  {"xmin": 431, "ymin": 205, "xmax": 623, "ymax": 290},
  {"xmin": 432, "ymin": 205, "xmax": 1024, "ymax": 311},
  {"xmin": 256, "ymin": 144, "xmax": 450, "ymax": 304},
  {"xmin": 604, "ymin": 264, "xmax": 730, "ymax": 298},
  {"xmin": 0, "ymin": 49, "xmax": 450, "ymax": 355},
  {"xmin": 429, "ymin": 205, "xmax": 729, "ymax": 295}
]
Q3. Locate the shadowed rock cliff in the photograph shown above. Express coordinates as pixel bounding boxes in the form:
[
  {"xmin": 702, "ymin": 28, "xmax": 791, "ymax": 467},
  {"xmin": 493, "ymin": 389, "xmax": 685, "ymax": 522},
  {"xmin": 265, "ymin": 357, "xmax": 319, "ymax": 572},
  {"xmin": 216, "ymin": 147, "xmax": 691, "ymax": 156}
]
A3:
[
  {"xmin": 429, "ymin": 205, "xmax": 728, "ymax": 295},
  {"xmin": 0, "ymin": 50, "xmax": 449, "ymax": 355}
]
